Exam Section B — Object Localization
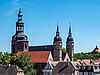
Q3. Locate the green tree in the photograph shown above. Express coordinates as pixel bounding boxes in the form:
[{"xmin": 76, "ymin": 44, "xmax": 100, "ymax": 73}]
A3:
[
  {"xmin": 74, "ymin": 52, "xmax": 100, "ymax": 60},
  {"xmin": 11, "ymin": 52, "xmax": 36, "ymax": 75},
  {"xmin": 0, "ymin": 52, "xmax": 11, "ymax": 65}
]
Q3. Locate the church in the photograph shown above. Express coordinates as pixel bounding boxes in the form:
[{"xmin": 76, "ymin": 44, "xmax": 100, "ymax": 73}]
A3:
[{"xmin": 11, "ymin": 9, "xmax": 74, "ymax": 75}]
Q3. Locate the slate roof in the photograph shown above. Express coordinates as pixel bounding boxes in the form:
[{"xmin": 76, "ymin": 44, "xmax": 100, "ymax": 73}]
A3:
[
  {"xmin": 0, "ymin": 64, "xmax": 23, "ymax": 75},
  {"xmin": 18, "ymin": 51, "xmax": 50, "ymax": 63},
  {"xmin": 29, "ymin": 45, "xmax": 53, "ymax": 51}
]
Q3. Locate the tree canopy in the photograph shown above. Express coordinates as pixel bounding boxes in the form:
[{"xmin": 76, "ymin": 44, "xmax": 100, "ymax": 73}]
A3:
[
  {"xmin": 0, "ymin": 52, "xmax": 36, "ymax": 75},
  {"xmin": 74, "ymin": 52, "xmax": 100, "ymax": 61}
]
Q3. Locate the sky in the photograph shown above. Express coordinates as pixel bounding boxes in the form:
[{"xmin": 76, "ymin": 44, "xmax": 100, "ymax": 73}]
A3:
[{"xmin": 0, "ymin": 0, "xmax": 100, "ymax": 53}]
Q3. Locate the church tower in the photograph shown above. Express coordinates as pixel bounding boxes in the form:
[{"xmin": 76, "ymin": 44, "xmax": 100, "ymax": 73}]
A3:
[
  {"xmin": 66, "ymin": 24, "xmax": 74, "ymax": 61},
  {"xmin": 11, "ymin": 9, "xmax": 29, "ymax": 54},
  {"xmin": 53, "ymin": 24, "xmax": 62, "ymax": 61}
]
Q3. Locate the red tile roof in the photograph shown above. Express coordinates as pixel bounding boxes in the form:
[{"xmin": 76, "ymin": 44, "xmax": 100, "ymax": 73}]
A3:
[
  {"xmin": 93, "ymin": 58, "xmax": 100, "ymax": 60},
  {"xmin": 17, "ymin": 51, "xmax": 50, "ymax": 63}
]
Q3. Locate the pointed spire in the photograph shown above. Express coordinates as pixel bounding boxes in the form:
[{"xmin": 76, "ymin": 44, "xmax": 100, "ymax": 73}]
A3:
[
  {"xmin": 57, "ymin": 21, "xmax": 59, "ymax": 32},
  {"xmin": 69, "ymin": 22, "xmax": 72, "ymax": 36},
  {"xmin": 56, "ymin": 21, "xmax": 59, "ymax": 36},
  {"xmin": 69, "ymin": 22, "xmax": 71, "ymax": 33}
]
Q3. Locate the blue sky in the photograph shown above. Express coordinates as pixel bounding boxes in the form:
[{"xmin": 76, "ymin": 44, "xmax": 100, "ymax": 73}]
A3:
[{"xmin": 0, "ymin": 0, "xmax": 100, "ymax": 53}]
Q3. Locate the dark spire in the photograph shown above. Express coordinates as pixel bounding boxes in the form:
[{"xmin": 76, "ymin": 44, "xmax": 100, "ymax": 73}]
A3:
[
  {"xmin": 57, "ymin": 25, "xmax": 59, "ymax": 32},
  {"xmin": 69, "ymin": 22, "xmax": 72, "ymax": 36},
  {"xmin": 57, "ymin": 21, "xmax": 59, "ymax": 32},
  {"xmin": 54, "ymin": 22, "xmax": 62, "ymax": 42},
  {"xmin": 67, "ymin": 22, "xmax": 73, "ymax": 42},
  {"xmin": 56, "ymin": 22, "xmax": 59, "ymax": 36}
]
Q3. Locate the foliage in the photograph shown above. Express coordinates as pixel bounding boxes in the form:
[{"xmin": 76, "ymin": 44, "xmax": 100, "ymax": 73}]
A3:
[
  {"xmin": 62, "ymin": 48, "xmax": 66, "ymax": 53},
  {"xmin": 11, "ymin": 52, "xmax": 36, "ymax": 75},
  {"xmin": 0, "ymin": 52, "xmax": 11, "ymax": 65},
  {"xmin": 73, "ymin": 52, "xmax": 100, "ymax": 61},
  {"xmin": 0, "ymin": 52, "xmax": 36, "ymax": 75}
]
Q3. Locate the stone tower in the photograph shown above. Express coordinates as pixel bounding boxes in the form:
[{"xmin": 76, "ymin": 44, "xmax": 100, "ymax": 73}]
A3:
[
  {"xmin": 66, "ymin": 25, "xmax": 74, "ymax": 61},
  {"xmin": 11, "ymin": 9, "xmax": 29, "ymax": 54},
  {"xmin": 53, "ymin": 25, "xmax": 62, "ymax": 61}
]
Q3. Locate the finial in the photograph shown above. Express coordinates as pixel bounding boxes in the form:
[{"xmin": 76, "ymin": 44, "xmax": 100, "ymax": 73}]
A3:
[
  {"xmin": 19, "ymin": 8, "xmax": 21, "ymax": 10},
  {"xmin": 69, "ymin": 22, "xmax": 71, "ymax": 34},
  {"xmin": 19, "ymin": 8, "xmax": 21, "ymax": 13},
  {"xmin": 56, "ymin": 21, "xmax": 59, "ymax": 36},
  {"xmin": 57, "ymin": 21, "xmax": 59, "ymax": 32},
  {"xmin": 18, "ymin": 8, "xmax": 22, "ymax": 16}
]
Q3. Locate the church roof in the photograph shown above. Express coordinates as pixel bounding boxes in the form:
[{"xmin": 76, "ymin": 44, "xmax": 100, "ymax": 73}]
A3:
[
  {"xmin": 29, "ymin": 45, "xmax": 54, "ymax": 57},
  {"xmin": 18, "ymin": 51, "xmax": 50, "ymax": 63},
  {"xmin": 29, "ymin": 45, "xmax": 53, "ymax": 51}
]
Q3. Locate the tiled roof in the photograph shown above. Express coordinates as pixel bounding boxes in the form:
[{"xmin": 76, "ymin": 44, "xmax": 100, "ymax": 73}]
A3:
[
  {"xmin": 0, "ymin": 64, "xmax": 23, "ymax": 75},
  {"xmin": 94, "ymin": 58, "xmax": 100, "ymax": 60},
  {"xmin": 18, "ymin": 51, "xmax": 50, "ymax": 63},
  {"xmin": 71, "ymin": 59, "xmax": 100, "ymax": 69},
  {"xmin": 71, "ymin": 61, "xmax": 80, "ymax": 69}
]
